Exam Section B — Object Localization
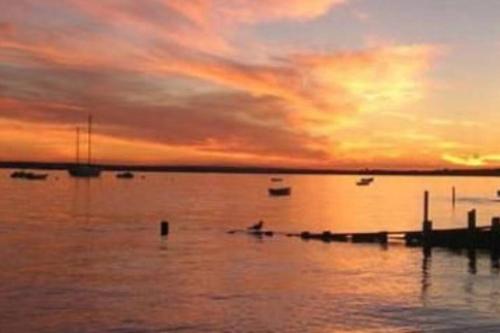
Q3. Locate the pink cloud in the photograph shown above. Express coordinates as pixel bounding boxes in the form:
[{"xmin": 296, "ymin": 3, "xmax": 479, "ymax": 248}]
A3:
[{"xmin": 0, "ymin": 0, "xmax": 441, "ymax": 166}]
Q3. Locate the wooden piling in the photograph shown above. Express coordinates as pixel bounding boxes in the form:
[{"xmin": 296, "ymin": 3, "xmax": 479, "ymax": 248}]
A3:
[
  {"xmin": 321, "ymin": 231, "xmax": 333, "ymax": 242},
  {"xmin": 161, "ymin": 220, "xmax": 169, "ymax": 236},
  {"xmin": 422, "ymin": 191, "xmax": 432, "ymax": 247},
  {"xmin": 300, "ymin": 231, "xmax": 311, "ymax": 240},
  {"xmin": 452, "ymin": 186, "xmax": 456, "ymax": 206},
  {"xmin": 467, "ymin": 209, "xmax": 476, "ymax": 248},
  {"xmin": 423, "ymin": 191, "xmax": 429, "ymax": 223},
  {"xmin": 378, "ymin": 232, "xmax": 388, "ymax": 244},
  {"xmin": 422, "ymin": 220, "xmax": 433, "ymax": 247},
  {"xmin": 491, "ymin": 217, "xmax": 500, "ymax": 254}
]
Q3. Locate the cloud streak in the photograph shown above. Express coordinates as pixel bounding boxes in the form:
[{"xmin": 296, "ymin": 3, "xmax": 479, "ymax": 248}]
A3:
[{"xmin": 0, "ymin": 0, "xmax": 442, "ymax": 167}]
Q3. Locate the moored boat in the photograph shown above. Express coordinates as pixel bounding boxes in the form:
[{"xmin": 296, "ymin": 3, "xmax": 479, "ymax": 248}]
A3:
[
  {"xmin": 356, "ymin": 177, "xmax": 374, "ymax": 186},
  {"xmin": 10, "ymin": 170, "xmax": 29, "ymax": 178},
  {"xmin": 10, "ymin": 170, "xmax": 48, "ymax": 180},
  {"xmin": 116, "ymin": 171, "xmax": 134, "ymax": 179},
  {"xmin": 25, "ymin": 173, "xmax": 48, "ymax": 180},
  {"xmin": 68, "ymin": 115, "xmax": 102, "ymax": 178},
  {"xmin": 268, "ymin": 187, "xmax": 291, "ymax": 196},
  {"xmin": 68, "ymin": 165, "xmax": 101, "ymax": 178}
]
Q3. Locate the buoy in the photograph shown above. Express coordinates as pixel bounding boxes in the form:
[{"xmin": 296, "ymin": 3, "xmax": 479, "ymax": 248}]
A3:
[{"xmin": 161, "ymin": 221, "xmax": 169, "ymax": 236}]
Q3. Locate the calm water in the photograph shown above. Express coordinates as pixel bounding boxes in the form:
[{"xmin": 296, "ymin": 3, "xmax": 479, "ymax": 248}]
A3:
[{"xmin": 2, "ymin": 171, "xmax": 500, "ymax": 332}]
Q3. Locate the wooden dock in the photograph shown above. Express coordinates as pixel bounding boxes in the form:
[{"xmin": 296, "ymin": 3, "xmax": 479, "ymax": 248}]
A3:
[
  {"xmin": 285, "ymin": 191, "xmax": 500, "ymax": 253},
  {"xmin": 228, "ymin": 190, "xmax": 500, "ymax": 263}
]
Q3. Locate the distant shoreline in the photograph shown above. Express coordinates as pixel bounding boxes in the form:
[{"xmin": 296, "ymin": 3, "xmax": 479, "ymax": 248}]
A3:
[{"xmin": 1, "ymin": 161, "xmax": 500, "ymax": 177}]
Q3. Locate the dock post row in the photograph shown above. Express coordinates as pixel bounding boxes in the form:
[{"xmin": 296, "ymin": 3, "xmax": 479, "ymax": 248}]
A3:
[{"xmin": 283, "ymin": 191, "xmax": 500, "ymax": 254}]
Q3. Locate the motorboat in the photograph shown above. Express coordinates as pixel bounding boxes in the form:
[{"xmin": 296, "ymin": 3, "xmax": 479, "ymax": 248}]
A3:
[
  {"xmin": 356, "ymin": 177, "xmax": 374, "ymax": 186},
  {"xmin": 10, "ymin": 170, "xmax": 48, "ymax": 180},
  {"xmin": 116, "ymin": 171, "xmax": 134, "ymax": 179},
  {"xmin": 268, "ymin": 187, "xmax": 291, "ymax": 196}
]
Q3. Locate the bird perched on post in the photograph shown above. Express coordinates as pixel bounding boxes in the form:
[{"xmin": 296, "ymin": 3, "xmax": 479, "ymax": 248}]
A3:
[{"xmin": 248, "ymin": 220, "xmax": 264, "ymax": 231}]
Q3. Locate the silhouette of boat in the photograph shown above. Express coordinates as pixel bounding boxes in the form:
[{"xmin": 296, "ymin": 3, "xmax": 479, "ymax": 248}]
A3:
[
  {"xmin": 116, "ymin": 171, "xmax": 134, "ymax": 179},
  {"xmin": 25, "ymin": 173, "xmax": 48, "ymax": 180},
  {"xmin": 10, "ymin": 170, "xmax": 47, "ymax": 180},
  {"xmin": 67, "ymin": 115, "xmax": 101, "ymax": 178},
  {"xmin": 68, "ymin": 165, "xmax": 101, "ymax": 178},
  {"xmin": 356, "ymin": 177, "xmax": 374, "ymax": 186},
  {"xmin": 268, "ymin": 187, "xmax": 291, "ymax": 196},
  {"xmin": 11, "ymin": 170, "xmax": 29, "ymax": 178}
]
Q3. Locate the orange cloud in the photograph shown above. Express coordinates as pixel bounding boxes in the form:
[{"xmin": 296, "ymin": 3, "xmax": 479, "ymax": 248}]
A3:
[
  {"xmin": 0, "ymin": 0, "xmax": 444, "ymax": 167},
  {"xmin": 442, "ymin": 154, "xmax": 500, "ymax": 167}
]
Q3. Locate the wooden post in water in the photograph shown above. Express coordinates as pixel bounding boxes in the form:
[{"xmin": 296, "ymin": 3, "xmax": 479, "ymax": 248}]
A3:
[
  {"xmin": 452, "ymin": 186, "xmax": 456, "ymax": 207},
  {"xmin": 466, "ymin": 208, "xmax": 478, "ymax": 274},
  {"xmin": 467, "ymin": 209, "xmax": 476, "ymax": 248},
  {"xmin": 423, "ymin": 191, "xmax": 429, "ymax": 223},
  {"xmin": 378, "ymin": 232, "xmax": 388, "ymax": 244},
  {"xmin": 161, "ymin": 220, "xmax": 169, "ymax": 237},
  {"xmin": 491, "ymin": 217, "xmax": 500, "ymax": 255},
  {"xmin": 422, "ymin": 191, "xmax": 432, "ymax": 248}
]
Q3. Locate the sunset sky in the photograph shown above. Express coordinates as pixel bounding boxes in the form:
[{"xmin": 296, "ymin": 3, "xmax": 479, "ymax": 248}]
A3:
[{"xmin": 1, "ymin": 0, "xmax": 500, "ymax": 168}]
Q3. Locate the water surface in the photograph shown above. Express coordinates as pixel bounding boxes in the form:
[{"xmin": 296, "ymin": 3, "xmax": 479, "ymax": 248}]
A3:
[{"xmin": 1, "ymin": 171, "xmax": 500, "ymax": 332}]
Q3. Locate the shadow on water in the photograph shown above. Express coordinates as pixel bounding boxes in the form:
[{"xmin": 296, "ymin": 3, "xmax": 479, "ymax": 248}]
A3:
[
  {"xmin": 71, "ymin": 178, "xmax": 92, "ymax": 224},
  {"xmin": 491, "ymin": 250, "xmax": 500, "ymax": 274},
  {"xmin": 467, "ymin": 249, "xmax": 477, "ymax": 275},
  {"xmin": 419, "ymin": 245, "xmax": 500, "ymax": 301},
  {"xmin": 421, "ymin": 247, "xmax": 431, "ymax": 298}
]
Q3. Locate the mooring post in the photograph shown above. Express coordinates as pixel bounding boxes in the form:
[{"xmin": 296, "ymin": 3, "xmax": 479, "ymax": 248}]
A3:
[
  {"xmin": 423, "ymin": 191, "xmax": 429, "ymax": 223},
  {"xmin": 452, "ymin": 186, "xmax": 456, "ymax": 206},
  {"xmin": 467, "ymin": 212, "xmax": 478, "ymax": 275},
  {"xmin": 378, "ymin": 231, "xmax": 388, "ymax": 244},
  {"xmin": 422, "ymin": 191, "xmax": 432, "ymax": 248},
  {"xmin": 161, "ymin": 220, "xmax": 169, "ymax": 237},
  {"xmin": 491, "ymin": 217, "xmax": 500, "ymax": 255},
  {"xmin": 423, "ymin": 220, "xmax": 433, "ymax": 247},
  {"xmin": 467, "ymin": 209, "xmax": 476, "ymax": 248}
]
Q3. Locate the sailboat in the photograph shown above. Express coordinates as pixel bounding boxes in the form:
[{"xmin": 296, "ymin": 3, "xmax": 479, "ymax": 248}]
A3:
[{"xmin": 67, "ymin": 115, "xmax": 102, "ymax": 178}]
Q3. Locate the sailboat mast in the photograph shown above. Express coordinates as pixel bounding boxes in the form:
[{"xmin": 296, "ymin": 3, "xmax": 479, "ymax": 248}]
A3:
[
  {"xmin": 87, "ymin": 114, "xmax": 92, "ymax": 166},
  {"xmin": 76, "ymin": 127, "xmax": 80, "ymax": 165}
]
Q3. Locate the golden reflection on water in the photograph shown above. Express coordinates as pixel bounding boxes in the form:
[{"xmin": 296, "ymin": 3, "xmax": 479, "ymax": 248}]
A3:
[{"xmin": 2, "ymin": 171, "xmax": 500, "ymax": 331}]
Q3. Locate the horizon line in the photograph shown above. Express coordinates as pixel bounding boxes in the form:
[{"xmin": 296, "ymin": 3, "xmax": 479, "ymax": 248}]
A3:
[{"xmin": 1, "ymin": 160, "xmax": 500, "ymax": 177}]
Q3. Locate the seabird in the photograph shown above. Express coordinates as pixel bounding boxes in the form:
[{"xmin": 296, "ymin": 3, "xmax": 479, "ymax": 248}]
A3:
[{"xmin": 248, "ymin": 220, "xmax": 264, "ymax": 231}]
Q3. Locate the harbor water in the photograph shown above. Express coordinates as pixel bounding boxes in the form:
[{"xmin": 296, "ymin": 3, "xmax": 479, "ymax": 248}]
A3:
[{"xmin": 2, "ymin": 171, "xmax": 500, "ymax": 332}]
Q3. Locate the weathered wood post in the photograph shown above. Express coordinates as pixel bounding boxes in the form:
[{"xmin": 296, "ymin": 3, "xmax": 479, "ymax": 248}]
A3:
[
  {"xmin": 423, "ymin": 190, "xmax": 429, "ymax": 223},
  {"xmin": 422, "ymin": 191, "xmax": 433, "ymax": 248},
  {"xmin": 466, "ymin": 211, "xmax": 478, "ymax": 275},
  {"xmin": 452, "ymin": 186, "xmax": 456, "ymax": 206},
  {"xmin": 491, "ymin": 217, "xmax": 500, "ymax": 260},
  {"xmin": 161, "ymin": 220, "xmax": 169, "ymax": 237},
  {"xmin": 378, "ymin": 232, "xmax": 388, "ymax": 244},
  {"xmin": 467, "ymin": 209, "xmax": 476, "ymax": 249}
]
